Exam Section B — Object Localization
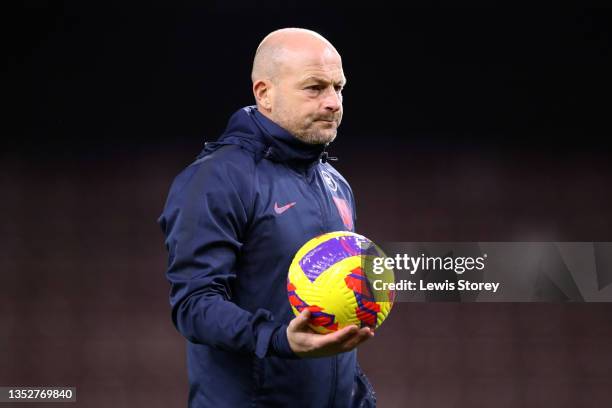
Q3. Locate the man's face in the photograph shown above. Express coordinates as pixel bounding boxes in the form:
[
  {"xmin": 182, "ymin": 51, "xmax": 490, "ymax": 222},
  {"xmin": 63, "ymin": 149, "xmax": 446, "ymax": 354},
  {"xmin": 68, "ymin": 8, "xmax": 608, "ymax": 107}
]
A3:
[{"xmin": 269, "ymin": 47, "xmax": 345, "ymax": 145}]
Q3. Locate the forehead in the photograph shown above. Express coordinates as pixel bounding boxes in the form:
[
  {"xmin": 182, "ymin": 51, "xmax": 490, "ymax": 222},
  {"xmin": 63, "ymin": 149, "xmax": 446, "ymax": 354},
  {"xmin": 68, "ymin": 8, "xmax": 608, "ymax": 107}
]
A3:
[{"xmin": 279, "ymin": 47, "xmax": 345, "ymax": 82}]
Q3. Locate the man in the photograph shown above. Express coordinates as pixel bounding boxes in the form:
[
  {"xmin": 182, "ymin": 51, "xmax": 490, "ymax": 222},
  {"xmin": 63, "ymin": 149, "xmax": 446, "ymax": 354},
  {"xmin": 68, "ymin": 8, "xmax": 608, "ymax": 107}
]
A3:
[{"xmin": 158, "ymin": 28, "xmax": 376, "ymax": 407}]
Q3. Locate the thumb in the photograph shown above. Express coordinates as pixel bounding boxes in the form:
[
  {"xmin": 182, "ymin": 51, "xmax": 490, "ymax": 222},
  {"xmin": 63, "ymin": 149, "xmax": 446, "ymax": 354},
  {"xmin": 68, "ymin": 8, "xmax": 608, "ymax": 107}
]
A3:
[{"xmin": 289, "ymin": 308, "xmax": 311, "ymax": 331}]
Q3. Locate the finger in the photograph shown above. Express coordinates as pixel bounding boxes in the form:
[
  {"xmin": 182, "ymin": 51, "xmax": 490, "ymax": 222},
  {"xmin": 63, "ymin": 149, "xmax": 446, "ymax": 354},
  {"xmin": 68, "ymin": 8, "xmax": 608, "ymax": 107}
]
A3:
[
  {"xmin": 342, "ymin": 333, "xmax": 371, "ymax": 351},
  {"xmin": 341, "ymin": 328, "xmax": 375, "ymax": 350},
  {"xmin": 316, "ymin": 325, "xmax": 358, "ymax": 347},
  {"xmin": 360, "ymin": 327, "xmax": 375, "ymax": 337},
  {"xmin": 342, "ymin": 326, "xmax": 371, "ymax": 340},
  {"xmin": 359, "ymin": 327, "xmax": 376, "ymax": 340},
  {"xmin": 289, "ymin": 308, "xmax": 311, "ymax": 331}
]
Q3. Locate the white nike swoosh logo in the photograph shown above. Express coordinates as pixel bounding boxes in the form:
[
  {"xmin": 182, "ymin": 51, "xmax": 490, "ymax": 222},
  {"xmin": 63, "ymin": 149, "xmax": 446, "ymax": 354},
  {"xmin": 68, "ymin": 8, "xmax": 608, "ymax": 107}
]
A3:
[{"xmin": 274, "ymin": 201, "xmax": 297, "ymax": 214}]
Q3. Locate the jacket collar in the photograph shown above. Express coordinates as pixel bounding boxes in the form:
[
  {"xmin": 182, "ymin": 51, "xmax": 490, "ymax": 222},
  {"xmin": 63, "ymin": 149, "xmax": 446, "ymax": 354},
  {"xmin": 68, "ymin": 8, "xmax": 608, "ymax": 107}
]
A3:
[
  {"xmin": 198, "ymin": 106, "xmax": 333, "ymax": 167},
  {"xmin": 249, "ymin": 107, "xmax": 327, "ymax": 165}
]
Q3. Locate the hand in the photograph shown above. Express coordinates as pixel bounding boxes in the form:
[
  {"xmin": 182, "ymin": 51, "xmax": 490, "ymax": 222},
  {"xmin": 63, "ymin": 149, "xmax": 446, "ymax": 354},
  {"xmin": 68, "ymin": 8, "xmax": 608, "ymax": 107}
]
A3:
[{"xmin": 286, "ymin": 309, "xmax": 375, "ymax": 358}]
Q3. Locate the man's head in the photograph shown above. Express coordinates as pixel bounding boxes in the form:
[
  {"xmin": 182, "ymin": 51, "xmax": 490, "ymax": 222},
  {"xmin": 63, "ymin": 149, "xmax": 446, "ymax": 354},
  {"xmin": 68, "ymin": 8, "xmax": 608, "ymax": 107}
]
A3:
[{"xmin": 251, "ymin": 28, "xmax": 345, "ymax": 145}]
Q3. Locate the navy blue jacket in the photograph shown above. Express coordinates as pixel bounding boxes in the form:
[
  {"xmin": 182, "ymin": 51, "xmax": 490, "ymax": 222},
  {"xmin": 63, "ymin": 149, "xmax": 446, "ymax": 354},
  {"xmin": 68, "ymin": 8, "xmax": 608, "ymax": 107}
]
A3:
[{"xmin": 158, "ymin": 106, "xmax": 376, "ymax": 407}]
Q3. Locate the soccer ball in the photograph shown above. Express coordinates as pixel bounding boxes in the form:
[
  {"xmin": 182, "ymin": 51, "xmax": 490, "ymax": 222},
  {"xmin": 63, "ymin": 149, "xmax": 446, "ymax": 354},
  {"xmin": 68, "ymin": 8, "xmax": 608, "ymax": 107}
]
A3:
[{"xmin": 287, "ymin": 231, "xmax": 395, "ymax": 334}]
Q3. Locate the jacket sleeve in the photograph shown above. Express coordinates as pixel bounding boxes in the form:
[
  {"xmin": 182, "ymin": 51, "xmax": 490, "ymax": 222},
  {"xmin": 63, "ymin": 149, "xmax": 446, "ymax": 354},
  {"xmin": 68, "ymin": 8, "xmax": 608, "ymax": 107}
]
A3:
[{"xmin": 158, "ymin": 150, "xmax": 294, "ymax": 358}]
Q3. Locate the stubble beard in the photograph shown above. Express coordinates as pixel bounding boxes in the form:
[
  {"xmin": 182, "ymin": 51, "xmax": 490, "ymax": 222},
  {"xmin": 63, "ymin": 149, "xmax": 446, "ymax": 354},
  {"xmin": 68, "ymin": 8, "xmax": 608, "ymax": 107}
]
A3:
[
  {"xmin": 293, "ymin": 121, "xmax": 338, "ymax": 145},
  {"xmin": 273, "ymin": 108, "xmax": 341, "ymax": 145}
]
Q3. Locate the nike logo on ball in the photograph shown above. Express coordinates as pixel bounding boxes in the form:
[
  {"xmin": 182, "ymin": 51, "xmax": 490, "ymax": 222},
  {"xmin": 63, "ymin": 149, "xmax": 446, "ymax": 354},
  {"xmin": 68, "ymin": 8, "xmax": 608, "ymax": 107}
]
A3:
[{"xmin": 274, "ymin": 201, "xmax": 296, "ymax": 214}]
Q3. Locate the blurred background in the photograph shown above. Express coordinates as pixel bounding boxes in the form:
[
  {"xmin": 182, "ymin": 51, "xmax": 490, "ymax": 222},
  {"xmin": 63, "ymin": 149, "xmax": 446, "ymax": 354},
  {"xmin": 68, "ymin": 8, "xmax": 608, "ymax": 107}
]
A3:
[{"xmin": 3, "ymin": 2, "xmax": 612, "ymax": 407}]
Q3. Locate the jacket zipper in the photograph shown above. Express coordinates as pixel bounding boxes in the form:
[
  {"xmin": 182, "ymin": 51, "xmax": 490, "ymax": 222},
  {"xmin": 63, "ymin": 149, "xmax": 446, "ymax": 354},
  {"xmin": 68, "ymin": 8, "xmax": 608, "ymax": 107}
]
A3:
[
  {"xmin": 297, "ymin": 164, "xmax": 339, "ymax": 406},
  {"xmin": 308, "ymin": 165, "xmax": 338, "ymax": 407}
]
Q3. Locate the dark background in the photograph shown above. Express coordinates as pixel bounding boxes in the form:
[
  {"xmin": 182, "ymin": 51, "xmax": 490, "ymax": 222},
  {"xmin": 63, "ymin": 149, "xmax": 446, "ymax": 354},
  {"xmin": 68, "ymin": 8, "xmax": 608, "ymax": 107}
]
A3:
[{"xmin": 3, "ymin": 2, "xmax": 612, "ymax": 407}]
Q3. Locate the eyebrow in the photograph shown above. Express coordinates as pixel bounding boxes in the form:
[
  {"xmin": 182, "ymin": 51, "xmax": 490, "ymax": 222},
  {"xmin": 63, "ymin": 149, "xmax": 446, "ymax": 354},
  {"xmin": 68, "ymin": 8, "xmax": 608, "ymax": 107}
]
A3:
[{"xmin": 300, "ymin": 76, "xmax": 347, "ymax": 87}]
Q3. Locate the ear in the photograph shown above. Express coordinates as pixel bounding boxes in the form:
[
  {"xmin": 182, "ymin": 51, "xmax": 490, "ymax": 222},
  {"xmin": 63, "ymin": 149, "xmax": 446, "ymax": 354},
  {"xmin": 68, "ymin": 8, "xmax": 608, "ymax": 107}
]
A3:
[{"xmin": 253, "ymin": 79, "xmax": 273, "ymax": 112}]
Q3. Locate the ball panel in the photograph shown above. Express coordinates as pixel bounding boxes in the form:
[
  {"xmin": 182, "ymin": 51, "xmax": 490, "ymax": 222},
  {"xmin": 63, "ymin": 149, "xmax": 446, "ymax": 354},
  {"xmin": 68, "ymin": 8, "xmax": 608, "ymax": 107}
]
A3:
[
  {"xmin": 287, "ymin": 281, "xmax": 339, "ymax": 333},
  {"xmin": 314, "ymin": 256, "xmax": 362, "ymax": 329},
  {"xmin": 297, "ymin": 233, "xmax": 372, "ymax": 283}
]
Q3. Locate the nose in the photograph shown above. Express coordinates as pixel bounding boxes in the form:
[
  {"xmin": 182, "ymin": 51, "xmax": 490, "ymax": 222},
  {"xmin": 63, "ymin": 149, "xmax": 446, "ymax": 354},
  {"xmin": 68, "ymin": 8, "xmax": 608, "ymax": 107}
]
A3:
[{"xmin": 323, "ymin": 87, "xmax": 342, "ymax": 113}]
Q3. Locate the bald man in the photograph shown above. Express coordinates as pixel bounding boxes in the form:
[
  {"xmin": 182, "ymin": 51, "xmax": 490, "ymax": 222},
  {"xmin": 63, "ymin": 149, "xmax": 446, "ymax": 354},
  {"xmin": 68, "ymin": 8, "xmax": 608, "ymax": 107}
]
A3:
[{"xmin": 159, "ymin": 28, "xmax": 376, "ymax": 407}]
